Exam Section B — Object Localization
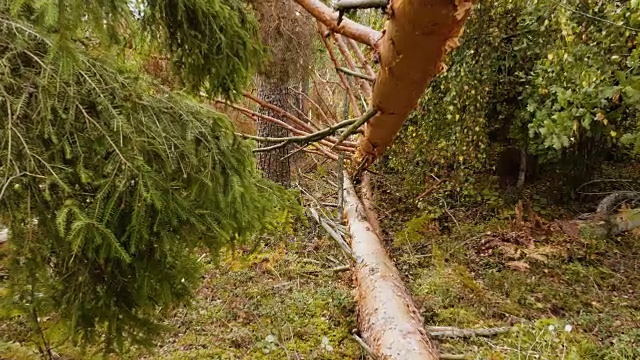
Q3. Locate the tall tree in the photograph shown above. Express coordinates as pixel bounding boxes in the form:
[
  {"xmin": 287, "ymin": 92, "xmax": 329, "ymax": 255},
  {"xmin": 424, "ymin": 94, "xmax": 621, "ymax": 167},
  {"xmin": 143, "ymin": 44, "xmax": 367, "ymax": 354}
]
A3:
[
  {"xmin": 0, "ymin": 0, "xmax": 283, "ymax": 355},
  {"xmin": 251, "ymin": 0, "xmax": 313, "ymax": 187}
]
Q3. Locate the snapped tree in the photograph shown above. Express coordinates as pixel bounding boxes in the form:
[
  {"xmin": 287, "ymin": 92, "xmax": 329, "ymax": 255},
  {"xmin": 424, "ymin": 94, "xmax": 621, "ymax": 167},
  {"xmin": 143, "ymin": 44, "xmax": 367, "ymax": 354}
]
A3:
[
  {"xmin": 0, "ymin": 0, "xmax": 288, "ymax": 355},
  {"xmin": 225, "ymin": 0, "xmax": 475, "ymax": 359}
]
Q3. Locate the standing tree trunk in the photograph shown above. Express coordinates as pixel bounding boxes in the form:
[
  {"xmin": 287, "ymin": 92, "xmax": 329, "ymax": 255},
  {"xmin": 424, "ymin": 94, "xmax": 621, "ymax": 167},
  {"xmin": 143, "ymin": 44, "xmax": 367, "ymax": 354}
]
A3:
[
  {"xmin": 251, "ymin": 0, "xmax": 313, "ymax": 187},
  {"xmin": 256, "ymin": 79, "xmax": 298, "ymax": 187}
]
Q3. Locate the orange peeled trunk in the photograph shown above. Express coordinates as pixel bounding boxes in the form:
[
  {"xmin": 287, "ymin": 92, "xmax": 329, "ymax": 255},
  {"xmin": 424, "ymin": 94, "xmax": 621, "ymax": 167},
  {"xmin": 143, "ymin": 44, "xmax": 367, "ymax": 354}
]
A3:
[{"xmin": 356, "ymin": 0, "xmax": 473, "ymax": 168}]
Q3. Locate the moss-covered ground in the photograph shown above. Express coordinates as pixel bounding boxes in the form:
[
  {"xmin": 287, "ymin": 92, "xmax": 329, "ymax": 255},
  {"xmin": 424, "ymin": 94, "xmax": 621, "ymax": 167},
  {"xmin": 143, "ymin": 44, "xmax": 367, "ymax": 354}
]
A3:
[{"xmin": 1, "ymin": 167, "xmax": 639, "ymax": 359}]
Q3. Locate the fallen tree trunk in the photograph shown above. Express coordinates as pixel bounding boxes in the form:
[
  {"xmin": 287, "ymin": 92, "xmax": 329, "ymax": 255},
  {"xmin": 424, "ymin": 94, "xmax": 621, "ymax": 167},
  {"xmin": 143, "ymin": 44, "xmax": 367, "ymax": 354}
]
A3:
[
  {"xmin": 354, "ymin": 0, "xmax": 474, "ymax": 169},
  {"xmin": 343, "ymin": 173, "xmax": 438, "ymax": 359}
]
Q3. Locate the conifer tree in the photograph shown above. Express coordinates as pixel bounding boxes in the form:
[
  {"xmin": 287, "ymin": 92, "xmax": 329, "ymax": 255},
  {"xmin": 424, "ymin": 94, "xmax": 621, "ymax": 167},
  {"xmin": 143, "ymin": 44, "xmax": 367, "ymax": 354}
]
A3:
[{"xmin": 0, "ymin": 0, "xmax": 278, "ymax": 355}]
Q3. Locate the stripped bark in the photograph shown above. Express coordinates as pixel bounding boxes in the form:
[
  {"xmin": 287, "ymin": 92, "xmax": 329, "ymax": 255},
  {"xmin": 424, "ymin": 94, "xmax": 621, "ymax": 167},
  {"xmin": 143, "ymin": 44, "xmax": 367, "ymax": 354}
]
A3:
[
  {"xmin": 294, "ymin": 0, "xmax": 474, "ymax": 171},
  {"xmin": 343, "ymin": 174, "xmax": 438, "ymax": 359},
  {"xmin": 355, "ymin": 0, "xmax": 473, "ymax": 169}
]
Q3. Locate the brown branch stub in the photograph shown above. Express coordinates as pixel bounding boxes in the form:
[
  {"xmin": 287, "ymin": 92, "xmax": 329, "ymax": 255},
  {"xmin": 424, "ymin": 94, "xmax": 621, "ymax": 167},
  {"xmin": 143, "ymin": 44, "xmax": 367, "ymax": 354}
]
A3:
[
  {"xmin": 295, "ymin": 0, "xmax": 382, "ymax": 48},
  {"xmin": 335, "ymin": 0, "xmax": 388, "ymax": 11}
]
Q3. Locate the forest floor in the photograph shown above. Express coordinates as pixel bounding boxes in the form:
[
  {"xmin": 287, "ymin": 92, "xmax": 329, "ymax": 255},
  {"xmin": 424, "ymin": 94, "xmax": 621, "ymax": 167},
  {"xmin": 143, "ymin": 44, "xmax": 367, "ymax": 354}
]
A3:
[{"xmin": 1, "ymin": 166, "xmax": 639, "ymax": 359}]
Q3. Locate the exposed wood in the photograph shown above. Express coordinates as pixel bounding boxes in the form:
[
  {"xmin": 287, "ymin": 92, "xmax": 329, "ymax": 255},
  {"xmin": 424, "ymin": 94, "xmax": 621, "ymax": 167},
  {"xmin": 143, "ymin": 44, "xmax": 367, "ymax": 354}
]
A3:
[
  {"xmin": 335, "ymin": 0, "xmax": 388, "ymax": 11},
  {"xmin": 343, "ymin": 174, "xmax": 438, "ymax": 360},
  {"xmin": 294, "ymin": 0, "xmax": 382, "ymax": 48},
  {"xmin": 360, "ymin": 173, "xmax": 381, "ymax": 236},
  {"xmin": 353, "ymin": 0, "xmax": 474, "ymax": 171}
]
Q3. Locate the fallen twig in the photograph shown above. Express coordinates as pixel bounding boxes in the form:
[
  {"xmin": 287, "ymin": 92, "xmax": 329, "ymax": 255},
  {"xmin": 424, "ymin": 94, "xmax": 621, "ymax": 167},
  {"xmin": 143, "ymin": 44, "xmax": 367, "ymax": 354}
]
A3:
[
  {"xmin": 352, "ymin": 334, "xmax": 379, "ymax": 360},
  {"xmin": 427, "ymin": 326, "xmax": 512, "ymax": 338}
]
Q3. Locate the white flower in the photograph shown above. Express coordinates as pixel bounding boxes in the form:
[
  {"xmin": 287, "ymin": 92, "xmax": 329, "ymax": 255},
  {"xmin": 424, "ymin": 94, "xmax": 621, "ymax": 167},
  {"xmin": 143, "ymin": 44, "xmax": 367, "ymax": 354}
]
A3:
[
  {"xmin": 548, "ymin": 325, "xmax": 555, "ymax": 332},
  {"xmin": 564, "ymin": 324, "xmax": 573, "ymax": 332}
]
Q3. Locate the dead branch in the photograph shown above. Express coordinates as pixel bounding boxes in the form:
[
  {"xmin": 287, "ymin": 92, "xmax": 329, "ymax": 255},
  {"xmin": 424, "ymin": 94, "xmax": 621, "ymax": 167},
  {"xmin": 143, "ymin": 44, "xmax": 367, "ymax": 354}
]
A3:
[
  {"xmin": 294, "ymin": 0, "xmax": 382, "ymax": 48},
  {"xmin": 347, "ymin": 38, "xmax": 376, "ymax": 79},
  {"xmin": 308, "ymin": 208, "xmax": 354, "ymax": 261},
  {"xmin": 335, "ymin": 0, "xmax": 388, "ymax": 11},
  {"xmin": 239, "ymin": 109, "xmax": 374, "ymax": 150},
  {"xmin": 426, "ymin": 326, "xmax": 512, "ymax": 338},
  {"xmin": 242, "ymin": 91, "xmax": 315, "ymax": 133},
  {"xmin": 288, "ymin": 86, "xmax": 332, "ymax": 127},
  {"xmin": 333, "ymin": 107, "xmax": 378, "ymax": 149},
  {"xmin": 334, "ymin": 34, "xmax": 373, "ymax": 98},
  {"xmin": 596, "ymin": 191, "xmax": 640, "ymax": 215},
  {"xmin": 336, "ymin": 67, "xmax": 375, "ymax": 82},
  {"xmin": 217, "ymin": 100, "xmax": 355, "ymax": 152},
  {"xmin": 318, "ymin": 22, "xmax": 362, "ymax": 117}
]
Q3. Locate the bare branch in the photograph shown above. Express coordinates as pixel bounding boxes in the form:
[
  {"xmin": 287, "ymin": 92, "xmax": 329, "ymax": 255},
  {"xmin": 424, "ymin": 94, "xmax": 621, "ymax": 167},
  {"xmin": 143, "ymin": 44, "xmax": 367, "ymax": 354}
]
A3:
[
  {"xmin": 347, "ymin": 38, "xmax": 376, "ymax": 79},
  {"xmin": 334, "ymin": 34, "xmax": 373, "ymax": 98},
  {"xmin": 333, "ymin": 107, "xmax": 378, "ymax": 149},
  {"xmin": 318, "ymin": 22, "xmax": 362, "ymax": 117},
  {"xmin": 288, "ymin": 86, "xmax": 333, "ymax": 126},
  {"xmin": 242, "ymin": 91, "xmax": 315, "ymax": 133},
  {"xmin": 218, "ymin": 100, "xmax": 355, "ymax": 151},
  {"xmin": 335, "ymin": 0, "xmax": 388, "ymax": 11},
  {"xmin": 238, "ymin": 113, "xmax": 365, "ymax": 151},
  {"xmin": 336, "ymin": 67, "xmax": 374, "ymax": 82},
  {"xmin": 294, "ymin": 0, "xmax": 382, "ymax": 48}
]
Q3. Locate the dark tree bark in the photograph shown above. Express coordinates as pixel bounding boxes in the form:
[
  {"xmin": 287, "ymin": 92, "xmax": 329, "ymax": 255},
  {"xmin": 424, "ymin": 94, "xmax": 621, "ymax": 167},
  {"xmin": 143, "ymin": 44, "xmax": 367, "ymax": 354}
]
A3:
[{"xmin": 256, "ymin": 79, "xmax": 300, "ymax": 187}]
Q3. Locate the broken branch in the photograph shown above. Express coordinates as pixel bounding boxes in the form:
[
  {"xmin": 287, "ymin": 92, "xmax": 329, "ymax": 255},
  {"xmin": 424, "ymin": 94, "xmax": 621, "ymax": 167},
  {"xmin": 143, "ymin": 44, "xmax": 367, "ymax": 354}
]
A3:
[
  {"xmin": 336, "ymin": 67, "xmax": 375, "ymax": 82},
  {"xmin": 426, "ymin": 326, "xmax": 512, "ymax": 338},
  {"xmin": 335, "ymin": 0, "xmax": 388, "ymax": 11},
  {"xmin": 333, "ymin": 107, "xmax": 378, "ymax": 149},
  {"xmin": 294, "ymin": 0, "xmax": 382, "ymax": 48}
]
